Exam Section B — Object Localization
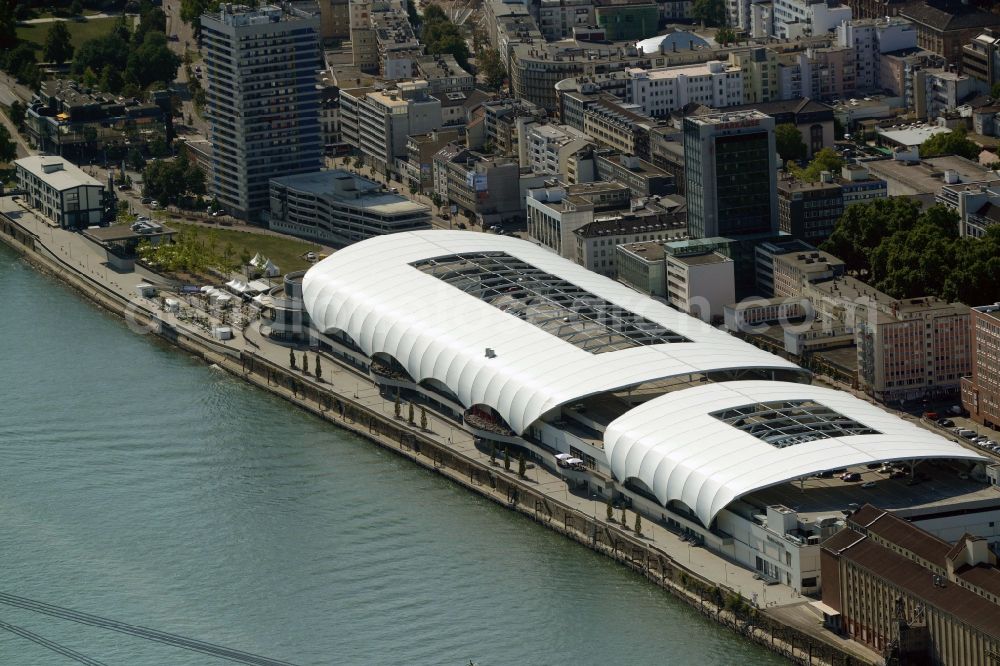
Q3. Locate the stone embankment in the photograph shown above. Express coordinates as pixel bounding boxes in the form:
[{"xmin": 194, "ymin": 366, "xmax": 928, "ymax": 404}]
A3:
[{"xmin": 0, "ymin": 214, "xmax": 879, "ymax": 666}]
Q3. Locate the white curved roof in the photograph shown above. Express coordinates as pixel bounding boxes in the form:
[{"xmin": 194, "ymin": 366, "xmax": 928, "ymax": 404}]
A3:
[
  {"xmin": 604, "ymin": 381, "xmax": 986, "ymax": 526},
  {"xmin": 303, "ymin": 231, "xmax": 800, "ymax": 433},
  {"xmin": 635, "ymin": 31, "xmax": 710, "ymax": 55}
]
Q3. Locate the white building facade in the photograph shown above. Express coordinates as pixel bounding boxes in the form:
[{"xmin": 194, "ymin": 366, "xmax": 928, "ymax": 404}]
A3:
[
  {"xmin": 625, "ymin": 61, "xmax": 744, "ymax": 118},
  {"xmin": 269, "ymin": 170, "xmax": 431, "ymax": 245},
  {"xmin": 15, "ymin": 156, "xmax": 105, "ymax": 229}
]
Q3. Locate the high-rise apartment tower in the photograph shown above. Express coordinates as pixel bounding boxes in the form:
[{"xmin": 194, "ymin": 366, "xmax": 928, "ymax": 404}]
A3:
[{"xmin": 201, "ymin": 4, "xmax": 323, "ymax": 221}]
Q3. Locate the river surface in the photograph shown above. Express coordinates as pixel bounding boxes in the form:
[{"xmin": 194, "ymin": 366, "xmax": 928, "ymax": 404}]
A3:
[{"xmin": 0, "ymin": 243, "xmax": 785, "ymax": 665}]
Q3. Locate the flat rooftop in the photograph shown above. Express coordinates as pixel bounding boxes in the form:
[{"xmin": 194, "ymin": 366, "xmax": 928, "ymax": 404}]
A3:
[
  {"xmin": 864, "ymin": 156, "xmax": 996, "ymax": 196},
  {"xmin": 774, "ymin": 250, "xmax": 845, "ymax": 276},
  {"xmin": 744, "ymin": 459, "xmax": 1000, "ymax": 523},
  {"xmin": 685, "ymin": 109, "xmax": 771, "ymax": 127},
  {"xmin": 667, "ymin": 250, "xmax": 729, "ymax": 267},
  {"xmin": 620, "ymin": 241, "xmax": 665, "ymax": 261},
  {"xmin": 15, "ymin": 156, "xmax": 101, "ymax": 191},
  {"xmin": 271, "ymin": 170, "xmax": 429, "ymax": 216},
  {"xmin": 876, "ymin": 124, "xmax": 950, "ymax": 148},
  {"xmin": 84, "ymin": 223, "xmax": 176, "ymax": 243}
]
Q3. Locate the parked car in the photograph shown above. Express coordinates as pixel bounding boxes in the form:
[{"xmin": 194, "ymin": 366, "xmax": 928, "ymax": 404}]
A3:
[
  {"xmin": 861, "ymin": 481, "xmax": 876, "ymax": 489},
  {"xmin": 149, "ymin": 200, "xmax": 160, "ymax": 209},
  {"xmin": 140, "ymin": 196, "xmax": 152, "ymax": 204},
  {"xmin": 841, "ymin": 472, "xmax": 861, "ymax": 482},
  {"xmin": 922, "ymin": 411, "xmax": 939, "ymax": 420},
  {"xmin": 958, "ymin": 429, "xmax": 977, "ymax": 439},
  {"xmin": 937, "ymin": 418, "xmax": 954, "ymax": 427}
]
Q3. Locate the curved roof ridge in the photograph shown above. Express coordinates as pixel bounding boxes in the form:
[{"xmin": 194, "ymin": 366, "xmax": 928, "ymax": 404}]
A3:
[
  {"xmin": 604, "ymin": 380, "xmax": 985, "ymax": 526},
  {"xmin": 303, "ymin": 231, "xmax": 801, "ymax": 433}
]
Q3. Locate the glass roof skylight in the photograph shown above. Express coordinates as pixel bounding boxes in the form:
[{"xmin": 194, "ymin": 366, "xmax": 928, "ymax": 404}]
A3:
[
  {"xmin": 710, "ymin": 400, "xmax": 881, "ymax": 448},
  {"xmin": 412, "ymin": 251, "xmax": 690, "ymax": 353}
]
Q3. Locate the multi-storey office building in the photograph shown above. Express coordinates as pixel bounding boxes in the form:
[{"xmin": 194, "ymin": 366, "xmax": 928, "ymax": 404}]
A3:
[
  {"xmin": 573, "ymin": 210, "xmax": 686, "ymax": 277},
  {"xmin": 201, "ymin": 4, "xmax": 323, "ymax": 222},
  {"xmin": 526, "ymin": 181, "xmax": 631, "ymax": 258},
  {"xmin": 15, "ymin": 156, "xmax": 108, "ymax": 229},
  {"xmin": 268, "ymin": 169, "xmax": 431, "ymax": 245},
  {"xmin": 822, "ymin": 505, "xmax": 1000, "ymax": 662},
  {"xmin": 803, "ymin": 276, "xmax": 971, "ymax": 402},
  {"xmin": 963, "ymin": 30, "xmax": 1000, "ymax": 91},
  {"xmin": 340, "ymin": 81, "xmax": 443, "ymax": 177},
  {"xmin": 624, "ymin": 61, "xmax": 744, "ymax": 117},
  {"xmin": 771, "ymin": 249, "xmax": 845, "ymax": 299},
  {"xmin": 962, "ymin": 303, "xmax": 1000, "ymax": 431},
  {"xmin": 25, "ymin": 78, "xmax": 168, "ymax": 161},
  {"xmin": 683, "ymin": 110, "xmax": 777, "ymax": 239},
  {"xmin": 900, "ymin": 1, "xmax": 1000, "ymax": 67},
  {"xmin": 777, "ymin": 173, "xmax": 844, "ymax": 244}
]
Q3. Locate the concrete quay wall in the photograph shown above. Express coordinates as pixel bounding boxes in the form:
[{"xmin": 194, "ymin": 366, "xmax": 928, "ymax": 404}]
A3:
[{"xmin": 0, "ymin": 215, "xmax": 878, "ymax": 666}]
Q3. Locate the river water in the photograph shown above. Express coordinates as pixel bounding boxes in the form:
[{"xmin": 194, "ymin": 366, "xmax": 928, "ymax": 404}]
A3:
[{"xmin": 0, "ymin": 243, "xmax": 785, "ymax": 665}]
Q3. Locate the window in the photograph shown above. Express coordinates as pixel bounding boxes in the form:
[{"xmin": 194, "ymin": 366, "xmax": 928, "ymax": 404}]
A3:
[
  {"xmin": 711, "ymin": 399, "xmax": 881, "ymax": 448},
  {"xmin": 412, "ymin": 252, "xmax": 690, "ymax": 353}
]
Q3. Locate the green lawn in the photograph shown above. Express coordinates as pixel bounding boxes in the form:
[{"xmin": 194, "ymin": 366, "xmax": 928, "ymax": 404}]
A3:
[
  {"xmin": 166, "ymin": 222, "xmax": 325, "ymax": 274},
  {"xmin": 16, "ymin": 16, "xmax": 116, "ymax": 53}
]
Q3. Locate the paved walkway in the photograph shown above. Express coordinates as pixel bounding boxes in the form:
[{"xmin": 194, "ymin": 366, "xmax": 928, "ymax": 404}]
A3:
[
  {"xmin": 2, "ymin": 201, "xmax": 892, "ymax": 665},
  {"xmin": 4, "ymin": 197, "xmax": 811, "ymax": 609},
  {"xmin": 19, "ymin": 12, "xmax": 119, "ymax": 23}
]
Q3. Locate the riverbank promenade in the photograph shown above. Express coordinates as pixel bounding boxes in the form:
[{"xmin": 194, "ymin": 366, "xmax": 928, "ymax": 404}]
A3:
[{"xmin": 0, "ymin": 195, "xmax": 883, "ymax": 666}]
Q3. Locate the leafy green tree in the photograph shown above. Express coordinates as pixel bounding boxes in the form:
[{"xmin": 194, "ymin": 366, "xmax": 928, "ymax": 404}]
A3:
[
  {"xmin": 99, "ymin": 64, "xmax": 124, "ymax": 94},
  {"xmin": 72, "ymin": 34, "xmax": 130, "ymax": 78},
  {"xmin": 715, "ymin": 26, "xmax": 736, "ymax": 45},
  {"xmin": 0, "ymin": 0, "xmax": 17, "ymax": 51},
  {"xmin": 302, "ymin": 353, "xmax": 309, "ymax": 374},
  {"xmin": 127, "ymin": 147, "xmax": 146, "ymax": 171},
  {"xmin": 82, "ymin": 66, "xmax": 98, "ymax": 88},
  {"xmin": 634, "ymin": 512, "xmax": 642, "ymax": 535},
  {"xmin": 819, "ymin": 200, "xmax": 1000, "ymax": 303},
  {"xmin": 44, "ymin": 21, "xmax": 74, "ymax": 64},
  {"xmin": 181, "ymin": 0, "xmax": 221, "ymax": 39},
  {"xmin": 407, "ymin": 401, "xmax": 414, "ymax": 424},
  {"xmin": 70, "ymin": 0, "xmax": 83, "ymax": 16},
  {"xmin": 314, "ymin": 354, "xmax": 322, "ymax": 380},
  {"xmin": 489, "ymin": 442, "xmax": 496, "ymax": 465},
  {"xmin": 420, "ymin": 407, "xmax": 427, "ymax": 430},
  {"xmin": 127, "ymin": 31, "xmax": 181, "ymax": 90},
  {"xmin": 503, "ymin": 447, "xmax": 510, "ymax": 471},
  {"xmin": 517, "ymin": 452, "xmax": 525, "ymax": 477},
  {"xmin": 919, "ymin": 127, "xmax": 981, "ymax": 160},
  {"xmin": 421, "ymin": 5, "xmax": 470, "ymax": 70},
  {"xmin": 149, "ymin": 135, "xmax": 170, "ymax": 157},
  {"xmin": 394, "ymin": 391, "xmax": 401, "ymax": 418},
  {"xmin": 289, "ymin": 347, "xmax": 296, "ymax": 368},
  {"xmin": 9, "ymin": 100, "xmax": 26, "ymax": 128},
  {"xmin": 691, "ymin": 0, "xmax": 726, "ymax": 26},
  {"xmin": 821, "ymin": 197, "xmax": 924, "ymax": 275},
  {"xmin": 477, "ymin": 48, "xmax": 506, "ymax": 92},
  {"xmin": 134, "ymin": 6, "xmax": 167, "ymax": 44},
  {"xmin": 606, "ymin": 498, "xmax": 614, "ymax": 520},
  {"xmin": 143, "ymin": 155, "xmax": 206, "ymax": 204},
  {"xmin": 0, "ymin": 124, "xmax": 16, "ymax": 163},
  {"xmin": 4, "ymin": 42, "xmax": 38, "ymax": 81},
  {"xmin": 993, "ymin": 82, "xmax": 1000, "ymax": 99},
  {"xmin": 788, "ymin": 147, "xmax": 843, "ymax": 182},
  {"xmin": 775, "ymin": 123, "xmax": 807, "ymax": 163}
]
